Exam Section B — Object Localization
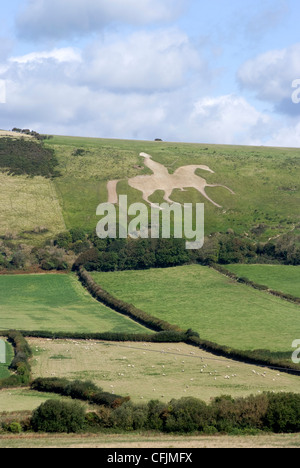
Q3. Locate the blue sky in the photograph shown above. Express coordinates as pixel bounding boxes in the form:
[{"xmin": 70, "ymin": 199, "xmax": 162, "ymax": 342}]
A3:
[{"xmin": 1, "ymin": 0, "xmax": 300, "ymax": 146}]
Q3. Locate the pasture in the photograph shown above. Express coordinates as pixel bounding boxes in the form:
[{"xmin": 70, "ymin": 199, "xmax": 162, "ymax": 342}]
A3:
[
  {"xmin": 0, "ymin": 173, "xmax": 65, "ymax": 242},
  {"xmin": 45, "ymin": 136, "xmax": 300, "ymax": 241},
  {"xmin": 0, "ymin": 388, "xmax": 76, "ymax": 413},
  {"xmin": 0, "ymin": 274, "xmax": 149, "ymax": 334},
  {"xmin": 91, "ymin": 264, "xmax": 300, "ymax": 354},
  {"xmin": 27, "ymin": 338, "xmax": 300, "ymax": 404},
  {"xmin": 226, "ymin": 264, "xmax": 300, "ymax": 298}
]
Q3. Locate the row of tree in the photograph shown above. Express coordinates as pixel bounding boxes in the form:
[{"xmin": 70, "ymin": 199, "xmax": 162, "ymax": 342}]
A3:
[{"xmin": 9, "ymin": 391, "xmax": 300, "ymax": 434}]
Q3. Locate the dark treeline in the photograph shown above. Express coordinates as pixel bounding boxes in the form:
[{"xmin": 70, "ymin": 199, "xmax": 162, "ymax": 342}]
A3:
[
  {"xmin": 5, "ymin": 391, "xmax": 300, "ymax": 435},
  {"xmin": 1, "ymin": 218, "xmax": 299, "ymax": 274},
  {"xmin": 72, "ymin": 230, "xmax": 300, "ymax": 274},
  {"xmin": 0, "ymin": 137, "xmax": 60, "ymax": 178}
]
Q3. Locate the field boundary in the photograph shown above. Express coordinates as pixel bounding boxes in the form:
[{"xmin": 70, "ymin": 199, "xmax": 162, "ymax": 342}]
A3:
[
  {"xmin": 77, "ymin": 266, "xmax": 183, "ymax": 333},
  {"xmin": 0, "ymin": 331, "xmax": 32, "ymax": 389},
  {"xmin": 77, "ymin": 268, "xmax": 300, "ymax": 376},
  {"xmin": 211, "ymin": 263, "xmax": 300, "ymax": 305},
  {"xmin": 16, "ymin": 329, "xmax": 188, "ymax": 343}
]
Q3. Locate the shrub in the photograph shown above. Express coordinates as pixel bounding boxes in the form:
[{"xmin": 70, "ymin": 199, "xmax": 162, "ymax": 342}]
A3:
[
  {"xmin": 211, "ymin": 394, "xmax": 269, "ymax": 432},
  {"xmin": 111, "ymin": 401, "xmax": 148, "ymax": 431},
  {"xmin": 147, "ymin": 400, "xmax": 165, "ymax": 431},
  {"xmin": 31, "ymin": 399, "xmax": 86, "ymax": 433},
  {"xmin": 263, "ymin": 393, "xmax": 300, "ymax": 433},
  {"xmin": 8, "ymin": 422, "xmax": 22, "ymax": 434},
  {"xmin": 163, "ymin": 397, "xmax": 214, "ymax": 433}
]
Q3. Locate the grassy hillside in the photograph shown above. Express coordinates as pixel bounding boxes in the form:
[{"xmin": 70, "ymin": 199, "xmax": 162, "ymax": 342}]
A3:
[
  {"xmin": 0, "ymin": 274, "xmax": 150, "ymax": 334},
  {"xmin": 0, "ymin": 133, "xmax": 299, "ymax": 244},
  {"xmin": 226, "ymin": 264, "xmax": 300, "ymax": 298},
  {"xmin": 44, "ymin": 135, "xmax": 300, "ymax": 241},
  {"xmin": 0, "ymin": 173, "xmax": 66, "ymax": 242},
  {"xmin": 91, "ymin": 265, "xmax": 300, "ymax": 354}
]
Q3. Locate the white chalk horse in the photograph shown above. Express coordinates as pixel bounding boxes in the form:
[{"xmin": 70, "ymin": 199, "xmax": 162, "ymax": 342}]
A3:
[{"xmin": 107, "ymin": 152, "xmax": 234, "ymax": 208}]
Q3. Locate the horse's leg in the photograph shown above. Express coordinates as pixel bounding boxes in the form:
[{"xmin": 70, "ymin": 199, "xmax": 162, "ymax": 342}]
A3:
[
  {"xmin": 163, "ymin": 189, "xmax": 176, "ymax": 204},
  {"xmin": 200, "ymin": 189, "xmax": 222, "ymax": 208}
]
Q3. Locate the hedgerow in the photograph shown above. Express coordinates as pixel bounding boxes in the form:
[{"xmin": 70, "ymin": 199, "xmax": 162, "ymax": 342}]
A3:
[
  {"xmin": 31, "ymin": 377, "xmax": 130, "ymax": 409},
  {"xmin": 0, "ymin": 330, "xmax": 32, "ymax": 388},
  {"xmin": 77, "ymin": 266, "xmax": 182, "ymax": 333},
  {"xmin": 30, "ymin": 392, "xmax": 300, "ymax": 434}
]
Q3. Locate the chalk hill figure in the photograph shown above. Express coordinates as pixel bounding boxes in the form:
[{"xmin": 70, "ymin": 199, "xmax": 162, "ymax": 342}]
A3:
[{"xmin": 107, "ymin": 152, "xmax": 234, "ymax": 208}]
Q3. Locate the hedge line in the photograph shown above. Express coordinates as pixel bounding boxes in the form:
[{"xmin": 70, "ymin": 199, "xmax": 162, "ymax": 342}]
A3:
[
  {"xmin": 78, "ymin": 267, "xmax": 300, "ymax": 376},
  {"xmin": 13, "ymin": 391, "xmax": 300, "ymax": 435},
  {"xmin": 0, "ymin": 330, "xmax": 32, "ymax": 388},
  {"xmin": 211, "ymin": 263, "xmax": 300, "ymax": 305},
  {"xmin": 77, "ymin": 266, "xmax": 182, "ymax": 333},
  {"xmin": 19, "ymin": 329, "xmax": 188, "ymax": 343},
  {"xmin": 31, "ymin": 377, "xmax": 130, "ymax": 409},
  {"xmin": 186, "ymin": 335, "xmax": 300, "ymax": 376}
]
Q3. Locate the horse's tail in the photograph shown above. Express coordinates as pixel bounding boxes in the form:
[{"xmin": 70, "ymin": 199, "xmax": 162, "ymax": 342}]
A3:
[{"xmin": 107, "ymin": 179, "xmax": 120, "ymax": 204}]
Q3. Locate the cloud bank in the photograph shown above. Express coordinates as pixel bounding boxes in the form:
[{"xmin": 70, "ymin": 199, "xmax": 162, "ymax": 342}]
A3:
[{"xmin": 16, "ymin": 0, "xmax": 185, "ymax": 40}]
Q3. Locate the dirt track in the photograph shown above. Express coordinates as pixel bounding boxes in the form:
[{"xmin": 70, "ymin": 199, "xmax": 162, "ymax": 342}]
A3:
[{"xmin": 1, "ymin": 433, "xmax": 299, "ymax": 448}]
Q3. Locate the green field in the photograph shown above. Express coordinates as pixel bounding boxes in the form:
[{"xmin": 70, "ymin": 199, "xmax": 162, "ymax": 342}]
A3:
[
  {"xmin": 0, "ymin": 173, "xmax": 65, "ymax": 242},
  {"xmin": 226, "ymin": 264, "xmax": 300, "ymax": 298},
  {"xmin": 0, "ymin": 274, "xmax": 150, "ymax": 334},
  {"xmin": 44, "ymin": 135, "xmax": 300, "ymax": 240},
  {"xmin": 91, "ymin": 265, "xmax": 300, "ymax": 354}
]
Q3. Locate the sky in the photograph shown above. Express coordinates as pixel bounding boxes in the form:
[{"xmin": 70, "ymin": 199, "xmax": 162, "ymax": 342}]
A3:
[{"xmin": 1, "ymin": 0, "xmax": 300, "ymax": 146}]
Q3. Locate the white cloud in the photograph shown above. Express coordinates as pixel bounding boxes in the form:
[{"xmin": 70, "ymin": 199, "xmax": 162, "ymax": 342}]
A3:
[
  {"xmin": 79, "ymin": 29, "xmax": 206, "ymax": 93},
  {"xmin": 16, "ymin": 0, "xmax": 186, "ymax": 41},
  {"xmin": 10, "ymin": 47, "xmax": 82, "ymax": 64},
  {"xmin": 265, "ymin": 121, "xmax": 300, "ymax": 148},
  {"xmin": 1, "ymin": 31, "xmax": 300, "ymax": 148},
  {"xmin": 237, "ymin": 43, "xmax": 300, "ymax": 104},
  {"xmin": 188, "ymin": 94, "xmax": 272, "ymax": 145}
]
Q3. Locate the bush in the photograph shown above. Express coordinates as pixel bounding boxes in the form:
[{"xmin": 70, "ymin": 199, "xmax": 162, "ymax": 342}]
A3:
[
  {"xmin": 211, "ymin": 394, "xmax": 269, "ymax": 432},
  {"xmin": 147, "ymin": 400, "xmax": 165, "ymax": 431},
  {"xmin": 263, "ymin": 393, "xmax": 300, "ymax": 433},
  {"xmin": 31, "ymin": 399, "xmax": 86, "ymax": 433},
  {"xmin": 163, "ymin": 397, "xmax": 214, "ymax": 433},
  {"xmin": 111, "ymin": 401, "xmax": 148, "ymax": 431},
  {"xmin": 8, "ymin": 422, "xmax": 22, "ymax": 434}
]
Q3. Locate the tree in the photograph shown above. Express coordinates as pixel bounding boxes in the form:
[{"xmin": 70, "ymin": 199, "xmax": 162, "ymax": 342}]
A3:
[{"xmin": 31, "ymin": 399, "xmax": 86, "ymax": 433}]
